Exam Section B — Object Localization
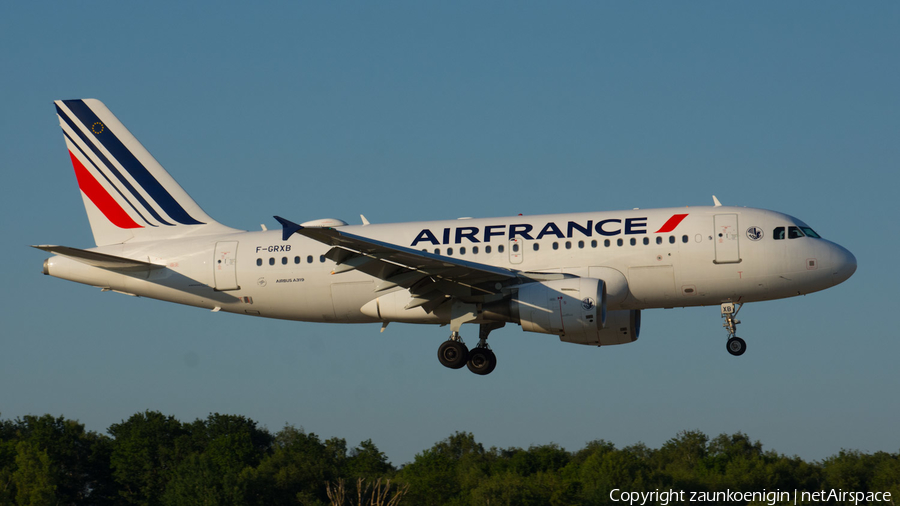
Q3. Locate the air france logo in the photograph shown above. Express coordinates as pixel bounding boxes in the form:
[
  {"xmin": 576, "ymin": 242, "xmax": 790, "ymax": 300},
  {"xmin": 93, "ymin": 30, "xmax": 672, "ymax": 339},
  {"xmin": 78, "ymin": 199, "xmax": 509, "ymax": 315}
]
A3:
[
  {"xmin": 746, "ymin": 226, "xmax": 764, "ymax": 241},
  {"xmin": 410, "ymin": 214, "xmax": 689, "ymax": 246},
  {"xmin": 582, "ymin": 297, "xmax": 595, "ymax": 311}
]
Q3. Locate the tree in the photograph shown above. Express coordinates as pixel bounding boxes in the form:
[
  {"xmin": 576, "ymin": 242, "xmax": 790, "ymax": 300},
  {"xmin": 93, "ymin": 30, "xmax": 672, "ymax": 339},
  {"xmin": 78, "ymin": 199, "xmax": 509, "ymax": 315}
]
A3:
[
  {"xmin": 242, "ymin": 425, "xmax": 343, "ymax": 505},
  {"xmin": 655, "ymin": 429, "xmax": 709, "ymax": 490},
  {"xmin": 108, "ymin": 411, "xmax": 190, "ymax": 505},
  {"xmin": 399, "ymin": 432, "xmax": 487, "ymax": 506},
  {"xmin": 347, "ymin": 440, "xmax": 394, "ymax": 481},
  {"xmin": 13, "ymin": 440, "xmax": 57, "ymax": 506},
  {"xmin": 8, "ymin": 414, "xmax": 114, "ymax": 505}
]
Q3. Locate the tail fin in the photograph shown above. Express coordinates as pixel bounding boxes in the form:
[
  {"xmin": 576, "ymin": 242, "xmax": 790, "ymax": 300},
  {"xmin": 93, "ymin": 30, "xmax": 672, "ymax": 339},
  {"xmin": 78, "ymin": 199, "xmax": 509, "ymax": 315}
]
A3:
[{"xmin": 54, "ymin": 99, "xmax": 236, "ymax": 246}]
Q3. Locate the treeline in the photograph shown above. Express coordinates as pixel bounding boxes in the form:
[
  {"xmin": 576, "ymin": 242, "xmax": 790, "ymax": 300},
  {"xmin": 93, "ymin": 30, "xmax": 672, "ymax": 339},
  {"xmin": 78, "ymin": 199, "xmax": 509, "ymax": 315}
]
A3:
[{"xmin": 1, "ymin": 412, "xmax": 898, "ymax": 505}]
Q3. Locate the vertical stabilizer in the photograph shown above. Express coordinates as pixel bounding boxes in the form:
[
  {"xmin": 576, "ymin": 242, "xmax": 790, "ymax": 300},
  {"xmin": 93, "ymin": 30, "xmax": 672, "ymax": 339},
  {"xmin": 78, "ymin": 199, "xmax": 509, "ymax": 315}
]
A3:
[{"xmin": 54, "ymin": 99, "xmax": 237, "ymax": 246}]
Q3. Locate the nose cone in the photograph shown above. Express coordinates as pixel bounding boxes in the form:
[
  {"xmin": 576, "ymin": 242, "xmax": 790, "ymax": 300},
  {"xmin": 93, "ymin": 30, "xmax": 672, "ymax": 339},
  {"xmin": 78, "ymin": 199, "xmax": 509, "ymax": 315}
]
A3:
[{"xmin": 831, "ymin": 243, "xmax": 857, "ymax": 286}]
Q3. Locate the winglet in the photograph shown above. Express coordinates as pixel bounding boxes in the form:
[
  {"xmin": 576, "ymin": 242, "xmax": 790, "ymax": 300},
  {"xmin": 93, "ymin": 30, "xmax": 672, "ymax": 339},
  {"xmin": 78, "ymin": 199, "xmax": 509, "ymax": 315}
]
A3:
[
  {"xmin": 712, "ymin": 195, "xmax": 723, "ymax": 207},
  {"xmin": 274, "ymin": 216, "xmax": 303, "ymax": 241}
]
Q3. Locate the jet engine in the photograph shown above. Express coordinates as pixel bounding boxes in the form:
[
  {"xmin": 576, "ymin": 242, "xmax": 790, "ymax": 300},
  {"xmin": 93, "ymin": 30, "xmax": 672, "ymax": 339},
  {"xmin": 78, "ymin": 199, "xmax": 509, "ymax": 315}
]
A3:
[
  {"xmin": 485, "ymin": 278, "xmax": 607, "ymax": 343},
  {"xmin": 560, "ymin": 309, "xmax": 641, "ymax": 346}
]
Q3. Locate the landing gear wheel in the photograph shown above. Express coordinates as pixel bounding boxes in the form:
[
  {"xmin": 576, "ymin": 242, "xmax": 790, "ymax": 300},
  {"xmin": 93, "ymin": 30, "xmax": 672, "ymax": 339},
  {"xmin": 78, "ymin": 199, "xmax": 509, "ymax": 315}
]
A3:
[
  {"xmin": 438, "ymin": 340, "xmax": 469, "ymax": 369},
  {"xmin": 466, "ymin": 348, "xmax": 497, "ymax": 375},
  {"xmin": 726, "ymin": 337, "xmax": 746, "ymax": 356}
]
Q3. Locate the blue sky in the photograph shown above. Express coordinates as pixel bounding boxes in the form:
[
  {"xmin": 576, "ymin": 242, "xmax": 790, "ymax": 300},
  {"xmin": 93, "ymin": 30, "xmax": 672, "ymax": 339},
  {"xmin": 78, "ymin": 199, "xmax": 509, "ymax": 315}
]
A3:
[{"xmin": 1, "ymin": 2, "xmax": 898, "ymax": 465}]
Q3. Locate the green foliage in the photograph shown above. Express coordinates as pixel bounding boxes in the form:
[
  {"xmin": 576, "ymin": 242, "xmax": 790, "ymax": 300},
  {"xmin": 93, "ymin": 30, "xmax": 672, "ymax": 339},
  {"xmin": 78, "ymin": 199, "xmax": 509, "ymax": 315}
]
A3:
[
  {"xmin": 0, "ymin": 412, "xmax": 898, "ymax": 506},
  {"xmin": 13, "ymin": 440, "xmax": 56, "ymax": 506},
  {"xmin": 108, "ymin": 410, "xmax": 190, "ymax": 505}
]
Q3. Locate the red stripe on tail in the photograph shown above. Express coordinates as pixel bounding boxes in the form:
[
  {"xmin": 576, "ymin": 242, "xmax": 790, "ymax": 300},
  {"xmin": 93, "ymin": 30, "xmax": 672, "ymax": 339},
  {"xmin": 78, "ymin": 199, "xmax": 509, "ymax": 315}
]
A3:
[
  {"xmin": 69, "ymin": 151, "xmax": 142, "ymax": 229},
  {"xmin": 655, "ymin": 213, "xmax": 689, "ymax": 233}
]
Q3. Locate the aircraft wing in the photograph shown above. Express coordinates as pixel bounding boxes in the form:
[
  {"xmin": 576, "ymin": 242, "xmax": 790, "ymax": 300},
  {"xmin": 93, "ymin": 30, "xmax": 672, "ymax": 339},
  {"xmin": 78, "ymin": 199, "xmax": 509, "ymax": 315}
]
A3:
[{"xmin": 275, "ymin": 216, "xmax": 519, "ymax": 311}]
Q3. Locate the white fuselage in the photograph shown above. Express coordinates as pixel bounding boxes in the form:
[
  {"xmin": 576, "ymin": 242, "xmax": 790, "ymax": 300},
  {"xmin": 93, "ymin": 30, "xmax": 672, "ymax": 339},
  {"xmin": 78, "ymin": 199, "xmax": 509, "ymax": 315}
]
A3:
[{"xmin": 44, "ymin": 205, "xmax": 857, "ymax": 326}]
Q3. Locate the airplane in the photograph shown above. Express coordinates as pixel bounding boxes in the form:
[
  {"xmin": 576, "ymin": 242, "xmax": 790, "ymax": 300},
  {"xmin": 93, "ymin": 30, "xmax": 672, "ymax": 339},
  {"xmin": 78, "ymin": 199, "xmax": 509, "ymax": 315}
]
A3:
[{"xmin": 35, "ymin": 99, "xmax": 857, "ymax": 375}]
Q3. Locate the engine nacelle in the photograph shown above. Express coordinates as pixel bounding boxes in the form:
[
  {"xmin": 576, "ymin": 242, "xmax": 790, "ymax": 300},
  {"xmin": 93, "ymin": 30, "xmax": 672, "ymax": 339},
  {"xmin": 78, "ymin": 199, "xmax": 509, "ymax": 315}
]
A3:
[
  {"xmin": 560, "ymin": 309, "xmax": 641, "ymax": 346},
  {"xmin": 511, "ymin": 278, "xmax": 607, "ymax": 343}
]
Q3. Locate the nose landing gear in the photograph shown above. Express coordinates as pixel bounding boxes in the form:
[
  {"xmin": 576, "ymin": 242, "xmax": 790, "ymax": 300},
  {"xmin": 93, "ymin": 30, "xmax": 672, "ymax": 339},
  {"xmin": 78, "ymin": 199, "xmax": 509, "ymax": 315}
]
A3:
[{"xmin": 721, "ymin": 302, "xmax": 746, "ymax": 356}]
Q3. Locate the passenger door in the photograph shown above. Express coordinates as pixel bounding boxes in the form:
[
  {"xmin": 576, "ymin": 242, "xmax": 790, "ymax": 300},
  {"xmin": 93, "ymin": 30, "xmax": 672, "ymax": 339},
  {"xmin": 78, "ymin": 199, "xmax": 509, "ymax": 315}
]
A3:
[
  {"xmin": 713, "ymin": 214, "xmax": 740, "ymax": 264},
  {"xmin": 214, "ymin": 241, "xmax": 240, "ymax": 290}
]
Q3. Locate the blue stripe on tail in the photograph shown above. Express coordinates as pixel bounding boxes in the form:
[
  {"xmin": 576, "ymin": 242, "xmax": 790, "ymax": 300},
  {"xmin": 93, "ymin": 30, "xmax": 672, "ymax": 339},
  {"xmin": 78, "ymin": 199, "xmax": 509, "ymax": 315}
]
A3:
[
  {"xmin": 62, "ymin": 100, "xmax": 204, "ymax": 226},
  {"xmin": 57, "ymin": 104, "xmax": 173, "ymax": 226}
]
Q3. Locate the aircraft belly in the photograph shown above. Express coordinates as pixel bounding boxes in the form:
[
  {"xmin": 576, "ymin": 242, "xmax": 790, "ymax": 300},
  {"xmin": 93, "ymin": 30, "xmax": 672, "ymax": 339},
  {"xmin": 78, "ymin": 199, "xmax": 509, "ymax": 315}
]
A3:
[{"xmin": 331, "ymin": 281, "xmax": 378, "ymax": 323}]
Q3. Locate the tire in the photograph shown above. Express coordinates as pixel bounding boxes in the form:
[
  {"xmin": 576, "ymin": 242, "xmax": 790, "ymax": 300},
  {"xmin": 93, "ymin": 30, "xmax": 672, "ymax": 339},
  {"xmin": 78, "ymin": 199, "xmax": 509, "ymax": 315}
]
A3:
[
  {"xmin": 726, "ymin": 337, "xmax": 747, "ymax": 356},
  {"xmin": 438, "ymin": 340, "xmax": 468, "ymax": 369},
  {"xmin": 467, "ymin": 348, "xmax": 497, "ymax": 375},
  {"xmin": 483, "ymin": 349, "xmax": 497, "ymax": 375}
]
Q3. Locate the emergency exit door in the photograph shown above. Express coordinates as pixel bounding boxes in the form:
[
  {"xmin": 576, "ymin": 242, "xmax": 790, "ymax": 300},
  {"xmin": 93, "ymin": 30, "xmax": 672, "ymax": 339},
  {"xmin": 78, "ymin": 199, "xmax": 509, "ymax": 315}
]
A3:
[
  {"xmin": 509, "ymin": 238, "xmax": 524, "ymax": 264},
  {"xmin": 214, "ymin": 241, "xmax": 240, "ymax": 290},
  {"xmin": 713, "ymin": 214, "xmax": 740, "ymax": 264}
]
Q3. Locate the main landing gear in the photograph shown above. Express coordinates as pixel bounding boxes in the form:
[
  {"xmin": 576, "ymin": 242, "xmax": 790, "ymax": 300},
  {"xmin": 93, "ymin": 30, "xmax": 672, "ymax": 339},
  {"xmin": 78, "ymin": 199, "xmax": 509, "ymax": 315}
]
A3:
[
  {"xmin": 437, "ymin": 323, "xmax": 503, "ymax": 375},
  {"xmin": 721, "ymin": 302, "xmax": 746, "ymax": 356}
]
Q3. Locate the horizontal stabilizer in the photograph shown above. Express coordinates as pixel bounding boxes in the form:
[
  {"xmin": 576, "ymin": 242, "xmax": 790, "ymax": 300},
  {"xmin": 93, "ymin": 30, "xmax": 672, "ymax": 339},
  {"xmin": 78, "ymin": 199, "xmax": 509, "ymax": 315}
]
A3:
[{"xmin": 32, "ymin": 245, "xmax": 165, "ymax": 272}]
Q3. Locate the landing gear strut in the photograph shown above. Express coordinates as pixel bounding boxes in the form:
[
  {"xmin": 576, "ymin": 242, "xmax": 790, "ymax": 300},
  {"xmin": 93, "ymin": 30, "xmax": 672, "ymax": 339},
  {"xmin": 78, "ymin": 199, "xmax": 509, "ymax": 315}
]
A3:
[
  {"xmin": 466, "ymin": 323, "xmax": 503, "ymax": 375},
  {"xmin": 437, "ymin": 323, "xmax": 503, "ymax": 375},
  {"xmin": 721, "ymin": 302, "xmax": 746, "ymax": 356}
]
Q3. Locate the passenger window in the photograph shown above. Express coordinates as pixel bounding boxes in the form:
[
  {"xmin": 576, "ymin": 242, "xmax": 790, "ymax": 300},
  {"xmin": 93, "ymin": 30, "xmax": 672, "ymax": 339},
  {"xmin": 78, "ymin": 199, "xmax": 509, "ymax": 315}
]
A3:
[
  {"xmin": 485, "ymin": 246, "xmax": 492, "ymax": 254},
  {"xmin": 307, "ymin": 255, "xmax": 313, "ymax": 263},
  {"xmin": 473, "ymin": 246, "xmax": 479, "ymax": 254},
  {"xmin": 498, "ymin": 245, "xmax": 504, "ymax": 253},
  {"xmin": 604, "ymin": 239, "xmax": 610, "ymax": 247},
  {"xmin": 565, "ymin": 241, "xmax": 572, "ymax": 249},
  {"xmin": 282, "ymin": 257, "xmax": 288, "ymax": 265},
  {"xmin": 294, "ymin": 256, "xmax": 300, "ymax": 264},
  {"xmin": 320, "ymin": 255, "xmax": 326, "ymax": 262},
  {"xmin": 578, "ymin": 240, "xmax": 584, "ymax": 249},
  {"xmin": 630, "ymin": 238, "xmax": 636, "ymax": 246},
  {"xmin": 511, "ymin": 244, "xmax": 517, "ymax": 252},
  {"xmin": 256, "ymin": 258, "xmax": 262, "ymax": 267},
  {"xmin": 268, "ymin": 258, "xmax": 275, "ymax": 266},
  {"xmin": 669, "ymin": 236, "xmax": 675, "ymax": 244},
  {"xmin": 643, "ymin": 237, "xmax": 649, "ymax": 245},
  {"xmin": 553, "ymin": 242, "xmax": 559, "ymax": 250},
  {"xmin": 617, "ymin": 238, "xmax": 623, "ymax": 246},
  {"xmin": 591, "ymin": 240, "xmax": 597, "ymax": 248},
  {"xmin": 434, "ymin": 249, "xmax": 440, "ymax": 255},
  {"xmin": 447, "ymin": 248, "xmax": 453, "ymax": 256},
  {"xmin": 460, "ymin": 247, "xmax": 467, "ymax": 255},
  {"xmin": 773, "ymin": 227, "xmax": 785, "ymax": 240},
  {"xmin": 682, "ymin": 235, "xmax": 688, "ymax": 243},
  {"xmin": 656, "ymin": 237, "xmax": 662, "ymax": 245},
  {"xmin": 533, "ymin": 243, "xmax": 540, "ymax": 251},
  {"xmin": 788, "ymin": 226, "xmax": 805, "ymax": 239}
]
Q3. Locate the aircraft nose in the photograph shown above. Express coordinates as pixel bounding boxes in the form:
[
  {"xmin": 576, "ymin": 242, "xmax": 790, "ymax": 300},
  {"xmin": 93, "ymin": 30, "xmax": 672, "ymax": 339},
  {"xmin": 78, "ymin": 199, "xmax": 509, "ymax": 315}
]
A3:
[{"xmin": 831, "ymin": 243, "xmax": 857, "ymax": 285}]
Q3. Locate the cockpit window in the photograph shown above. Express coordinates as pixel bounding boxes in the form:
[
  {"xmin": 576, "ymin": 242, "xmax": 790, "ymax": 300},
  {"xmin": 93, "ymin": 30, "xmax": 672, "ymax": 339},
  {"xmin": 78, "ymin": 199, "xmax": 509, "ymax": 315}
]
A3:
[
  {"xmin": 773, "ymin": 227, "xmax": 785, "ymax": 240},
  {"xmin": 788, "ymin": 226, "xmax": 805, "ymax": 239},
  {"xmin": 801, "ymin": 227, "xmax": 821, "ymax": 238}
]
